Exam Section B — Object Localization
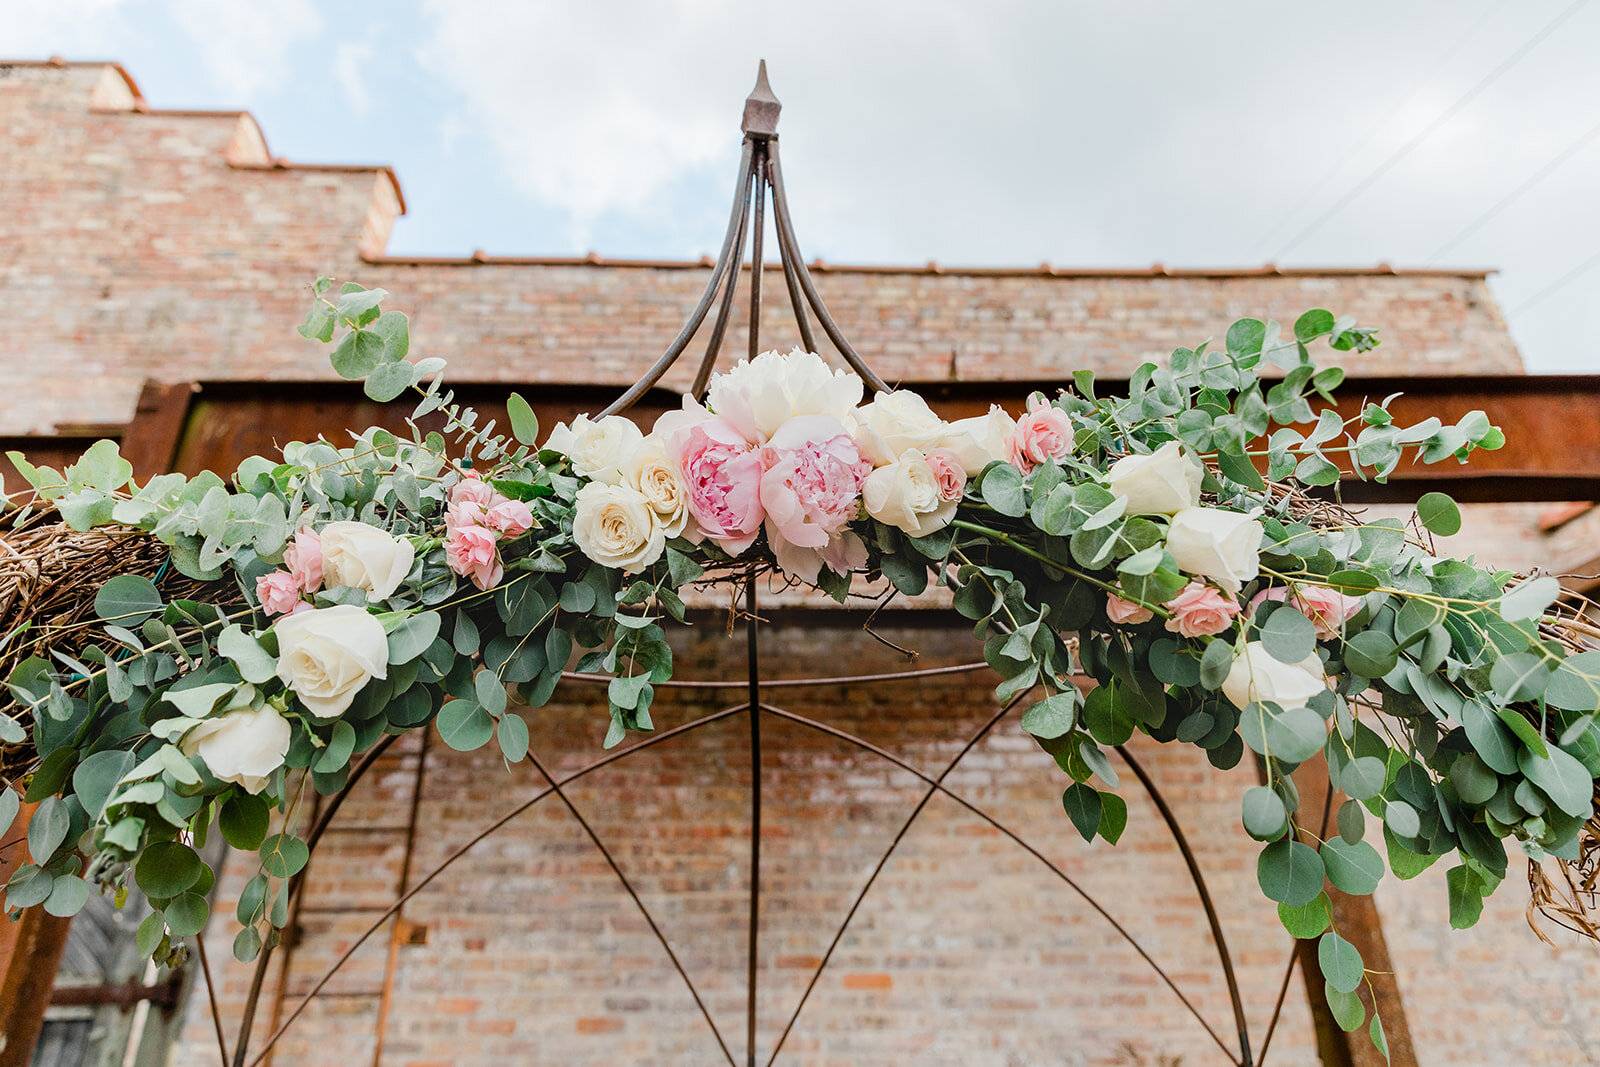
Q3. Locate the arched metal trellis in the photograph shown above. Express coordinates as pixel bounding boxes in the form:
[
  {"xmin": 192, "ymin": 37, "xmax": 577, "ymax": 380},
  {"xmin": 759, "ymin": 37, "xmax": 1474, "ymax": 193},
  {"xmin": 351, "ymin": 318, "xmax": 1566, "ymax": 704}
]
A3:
[{"xmin": 211, "ymin": 62, "xmax": 1315, "ymax": 1067}]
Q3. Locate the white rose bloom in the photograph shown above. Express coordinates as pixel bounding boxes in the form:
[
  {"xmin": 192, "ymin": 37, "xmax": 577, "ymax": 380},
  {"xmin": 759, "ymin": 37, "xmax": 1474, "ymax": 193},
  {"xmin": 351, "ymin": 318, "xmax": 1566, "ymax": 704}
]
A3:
[
  {"xmin": 854, "ymin": 391, "xmax": 950, "ymax": 466},
  {"xmin": 938, "ymin": 405, "xmax": 1019, "ymax": 474},
  {"xmin": 544, "ymin": 414, "xmax": 644, "ymax": 484},
  {"xmin": 274, "ymin": 604, "xmax": 389, "ymax": 718},
  {"xmin": 1106, "ymin": 441, "xmax": 1204, "ymax": 516},
  {"xmin": 573, "ymin": 481, "xmax": 667, "ymax": 574},
  {"xmin": 1165, "ymin": 507, "xmax": 1263, "ymax": 594},
  {"xmin": 862, "ymin": 450, "xmax": 958, "ymax": 538},
  {"xmin": 624, "ymin": 435, "xmax": 694, "ymax": 539},
  {"xmin": 1222, "ymin": 642, "xmax": 1328, "ymax": 713},
  {"xmin": 180, "ymin": 691, "xmax": 291, "ymax": 795},
  {"xmin": 319, "ymin": 521, "xmax": 415, "ymax": 602},
  {"xmin": 707, "ymin": 349, "xmax": 863, "ymax": 443}
]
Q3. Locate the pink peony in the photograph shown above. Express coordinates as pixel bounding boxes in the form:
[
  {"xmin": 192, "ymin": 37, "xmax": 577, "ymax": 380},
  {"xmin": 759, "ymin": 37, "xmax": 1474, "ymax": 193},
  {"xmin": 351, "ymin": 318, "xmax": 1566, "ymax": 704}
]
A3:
[
  {"xmin": 1007, "ymin": 396, "xmax": 1076, "ymax": 473},
  {"xmin": 757, "ymin": 415, "xmax": 872, "ymax": 583},
  {"xmin": 445, "ymin": 523, "xmax": 504, "ymax": 591},
  {"xmin": 1165, "ymin": 582, "xmax": 1241, "ymax": 638},
  {"xmin": 485, "ymin": 497, "xmax": 534, "ymax": 537},
  {"xmin": 1250, "ymin": 585, "xmax": 1364, "ymax": 639},
  {"xmin": 1106, "ymin": 593, "xmax": 1155, "ymax": 625},
  {"xmin": 449, "ymin": 470, "xmax": 495, "ymax": 508},
  {"xmin": 924, "ymin": 447, "xmax": 967, "ymax": 502},
  {"xmin": 256, "ymin": 571, "xmax": 302, "ymax": 616},
  {"xmin": 283, "ymin": 527, "xmax": 323, "ymax": 593},
  {"xmin": 666, "ymin": 413, "xmax": 766, "ymax": 555}
]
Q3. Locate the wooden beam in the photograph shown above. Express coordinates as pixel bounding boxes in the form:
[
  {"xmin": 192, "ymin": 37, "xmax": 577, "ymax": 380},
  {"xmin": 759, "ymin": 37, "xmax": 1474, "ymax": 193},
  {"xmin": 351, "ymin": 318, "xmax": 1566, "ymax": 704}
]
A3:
[{"xmin": 0, "ymin": 804, "xmax": 72, "ymax": 1067}]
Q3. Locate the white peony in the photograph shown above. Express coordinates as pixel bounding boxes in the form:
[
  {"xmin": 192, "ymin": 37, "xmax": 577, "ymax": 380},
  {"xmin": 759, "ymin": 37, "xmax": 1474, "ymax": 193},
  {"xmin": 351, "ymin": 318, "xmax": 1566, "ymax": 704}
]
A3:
[
  {"xmin": 572, "ymin": 481, "xmax": 666, "ymax": 574},
  {"xmin": 862, "ymin": 450, "xmax": 958, "ymax": 538},
  {"xmin": 544, "ymin": 414, "xmax": 644, "ymax": 484},
  {"xmin": 274, "ymin": 604, "xmax": 389, "ymax": 718},
  {"xmin": 938, "ymin": 404, "xmax": 1019, "ymax": 474},
  {"xmin": 1165, "ymin": 507, "xmax": 1263, "ymax": 594},
  {"xmin": 624, "ymin": 435, "xmax": 695, "ymax": 539},
  {"xmin": 707, "ymin": 349, "xmax": 863, "ymax": 443},
  {"xmin": 180, "ymin": 687, "xmax": 291, "ymax": 794},
  {"xmin": 1107, "ymin": 441, "xmax": 1204, "ymax": 516},
  {"xmin": 319, "ymin": 521, "xmax": 415, "ymax": 602},
  {"xmin": 1221, "ymin": 642, "xmax": 1328, "ymax": 713},
  {"xmin": 853, "ymin": 390, "xmax": 950, "ymax": 466}
]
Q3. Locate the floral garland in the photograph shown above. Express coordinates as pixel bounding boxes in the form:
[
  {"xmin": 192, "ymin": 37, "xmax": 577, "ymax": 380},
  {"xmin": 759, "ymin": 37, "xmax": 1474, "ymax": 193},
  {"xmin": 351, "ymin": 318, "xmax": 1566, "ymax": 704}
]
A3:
[{"xmin": 3, "ymin": 279, "xmax": 1597, "ymax": 1058}]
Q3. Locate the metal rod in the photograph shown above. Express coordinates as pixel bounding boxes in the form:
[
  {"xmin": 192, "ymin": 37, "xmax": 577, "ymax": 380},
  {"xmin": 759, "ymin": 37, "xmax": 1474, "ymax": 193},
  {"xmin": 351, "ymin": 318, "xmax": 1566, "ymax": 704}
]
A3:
[
  {"xmin": 369, "ymin": 730, "xmax": 430, "ymax": 1066},
  {"xmin": 744, "ymin": 574, "xmax": 762, "ymax": 1064},
  {"xmin": 194, "ymin": 932, "xmax": 231, "ymax": 1066},
  {"xmin": 747, "ymin": 148, "xmax": 766, "ymax": 364},
  {"xmin": 528, "ymin": 751, "xmax": 737, "ymax": 1065},
  {"xmin": 760, "ymin": 701, "xmax": 1239, "ymax": 1067},
  {"xmin": 1117, "ymin": 744, "xmax": 1253, "ymax": 1067},
  {"xmin": 691, "ymin": 147, "xmax": 757, "ymax": 398},
  {"xmin": 244, "ymin": 702, "xmax": 750, "ymax": 1067},
  {"xmin": 559, "ymin": 659, "xmax": 989, "ymax": 690},
  {"xmin": 600, "ymin": 139, "xmax": 756, "ymax": 417},
  {"xmin": 765, "ymin": 142, "xmax": 890, "ymax": 394},
  {"xmin": 775, "ymin": 196, "xmax": 817, "ymax": 355}
]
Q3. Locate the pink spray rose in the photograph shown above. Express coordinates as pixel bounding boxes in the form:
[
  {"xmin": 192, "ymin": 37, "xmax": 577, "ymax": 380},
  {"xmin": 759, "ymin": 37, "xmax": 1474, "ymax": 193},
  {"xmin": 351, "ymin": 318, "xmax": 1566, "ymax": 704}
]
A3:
[
  {"xmin": 924, "ymin": 447, "xmax": 967, "ymax": 502},
  {"xmin": 1007, "ymin": 396, "xmax": 1076, "ymax": 473},
  {"xmin": 664, "ymin": 411, "xmax": 766, "ymax": 555},
  {"xmin": 256, "ymin": 571, "xmax": 302, "ymax": 616},
  {"xmin": 449, "ymin": 470, "xmax": 496, "ymax": 509},
  {"xmin": 1165, "ymin": 582, "xmax": 1241, "ymax": 638},
  {"xmin": 1250, "ymin": 585, "xmax": 1364, "ymax": 639},
  {"xmin": 445, "ymin": 523, "xmax": 504, "ymax": 591},
  {"xmin": 445, "ymin": 500, "xmax": 488, "ymax": 533},
  {"xmin": 757, "ymin": 415, "xmax": 872, "ymax": 582},
  {"xmin": 1106, "ymin": 593, "xmax": 1155, "ymax": 625},
  {"xmin": 283, "ymin": 527, "xmax": 323, "ymax": 593},
  {"xmin": 485, "ymin": 497, "xmax": 534, "ymax": 537}
]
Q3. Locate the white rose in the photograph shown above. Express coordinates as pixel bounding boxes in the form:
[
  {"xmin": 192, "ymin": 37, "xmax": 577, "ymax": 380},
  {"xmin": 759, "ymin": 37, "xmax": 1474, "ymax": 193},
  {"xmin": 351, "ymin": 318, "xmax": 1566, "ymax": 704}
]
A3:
[
  {"xmin": 1221, "ymin": 642, "xmax": 1328, "ymax": 712},
  {"xmin": 707, "ymin": 348, "xmax": 863, "ymax": 443},
  {"xmin": 274, "ymin": 604, "xmax": 389, "ymax": 718},
  {"xmin": 938, "ymin": 405, "xmax": 1018, "ymax": 474},
  {"xmin": 624, "ymin": 436, "xmax": 694, "ymax": 539},
  {"xmin": 854, "ymin": 390, "xmax": 950, "ymax": 466},
  {"xmin": 1107, "ymin": 441, "xmax": 1204, "ymax": 516},
  {"xmin": 319, "ymin": 521, "xmax": 415, "ymax": 602},
  {"xmin": 545, "ymin": 414, "xmax": 644, "ymax": 484},
  {"xmin": 180, "ymin": 689, "xmax": 290, "ymax": 795},
  {"xmin": 573, "ymin": 481, "xmax": 666, "ymax": 574},
  {"xmin": 862, "ymin": 450, "xmax": 958, "ymax": 538},
  {"xmin": 1165, "ymin": 507, "xmax": 1263, "ymax": 594}
]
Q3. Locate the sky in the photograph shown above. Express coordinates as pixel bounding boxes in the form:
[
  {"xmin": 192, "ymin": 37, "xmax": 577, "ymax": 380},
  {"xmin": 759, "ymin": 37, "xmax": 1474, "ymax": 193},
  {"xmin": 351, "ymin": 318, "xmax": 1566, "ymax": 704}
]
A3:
[{"xmin": 5, "ymin": 0, "xmax": 1600, "ymax": 372}]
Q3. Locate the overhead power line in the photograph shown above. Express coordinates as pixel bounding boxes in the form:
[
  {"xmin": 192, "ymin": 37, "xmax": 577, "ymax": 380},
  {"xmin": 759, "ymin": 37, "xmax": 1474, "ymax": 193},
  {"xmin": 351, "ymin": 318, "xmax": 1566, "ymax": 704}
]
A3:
[
  {"xmin": 1273, "ymin": 0, "xmax": 1590, "ymax": 261},
  {"xmin": 1511, "ymin": 248, "xmax": 1600, "ymax": 314},
  {"xmin": 1251, "ymin": 0, "xmax": 1510, "ymax": 259}
]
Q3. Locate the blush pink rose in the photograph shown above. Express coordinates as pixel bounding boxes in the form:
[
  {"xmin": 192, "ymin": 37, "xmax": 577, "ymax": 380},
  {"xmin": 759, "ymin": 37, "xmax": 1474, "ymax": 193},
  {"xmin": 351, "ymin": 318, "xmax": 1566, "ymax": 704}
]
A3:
[
  {"xmin": 924, "ymin": 447, "xmax": 967, "ymax": 502},
  {"xmin": 1007, "ymin": 396, "xmax": 1075, "ymax": 473},
  {"xmin": 1106, "ymin": 593, "xmax": 1155, "ymax": 625},
  {"xmin": 445, "ymin": 524, "xmax": 504, "ymax": 591},
  {"xmin": 1250, "ymin": 585, "xmax": 1364, "ymax": 639},
  {"xmin": 445, "ymin": 500, "xmax": 488, "ymax": 533},
  {"xmin": 1165, "ymin": 582, "xmax": 1241, "ymax": 638},
  {"xmin": 667, "ymin": 414, "xmax": 766, "ymax": 555},
  {"xmin": 757, "ymin": 415, "xmax": 872, "ymax": 583},
  {"xmin": 256, "ymin": 571, "xmax": 302, "ymax": 616},
  {"xmin": 485, "ymin": 497, "xmax": 534, "ymax": 537},
  {"xmin": 449, "ymin": 470, "xmax": 495, "ymax": 508},
  {"xmin": 283, "ymin": 527, "xmax": 322, "ymax": 593}
]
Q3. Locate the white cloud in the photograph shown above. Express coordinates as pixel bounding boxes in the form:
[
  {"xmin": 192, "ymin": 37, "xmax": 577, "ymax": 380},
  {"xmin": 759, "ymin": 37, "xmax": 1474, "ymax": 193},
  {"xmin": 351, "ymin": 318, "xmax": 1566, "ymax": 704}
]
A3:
[
  {"xmin": 166, "ymin": 0, "xmax": 320, "ymax": 98},
  {"xmin": 0, "ymin": 0, "xmax": 135, "ymax": 55},
  {"xmin": 335, "ymin": 41, "xmax": 374, "ymax": 115}
]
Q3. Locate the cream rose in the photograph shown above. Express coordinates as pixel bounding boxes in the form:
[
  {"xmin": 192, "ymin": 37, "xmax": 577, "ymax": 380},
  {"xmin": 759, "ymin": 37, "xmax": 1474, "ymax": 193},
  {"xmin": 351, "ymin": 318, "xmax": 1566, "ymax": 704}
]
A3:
[
  {"xmin": 853, "ymin": 390, "xmax": 950, "ymax": 466},
  {"xmin": 319, "ymin": 521, "xmax": 415, "ymax": 602},
  {"xmin": 572, "ymin": 482, "xmax": 666, "ymax": 573},
  {"xmin": 180, "ymin": 689, "xmax": 291, "ymax": 795},
  {"xmin": 544, "ymin": 414, "xmax": 644, "ymax": 483},
  {"xmin": 707, "ymin": 349, "xmax": 863, "ymax": 443},
  {"xmin": 938, "ymin": 405, "xmax": 1018, "ymax": 474},
  {"xmin": 1221, "ymin": 642, "xmax": 1328, "ymax": 713},
  {"xmin": 273, "ymin": 604, "xmax": 389, "ymax": 718},
  {"xmin": 1107, "ymin": 441, "xmax": 1204, "ymax": 516},
  {"xmin": 624, "ymin": 436, "xmax": 694, "ymax": 539},
  {"xmin": 862, "ymin": 449, "xmax": 958, "ymax": 538},
  {"xmin": 1165, "ymin": 507, "xmax": 1263, "ymax": 594}
]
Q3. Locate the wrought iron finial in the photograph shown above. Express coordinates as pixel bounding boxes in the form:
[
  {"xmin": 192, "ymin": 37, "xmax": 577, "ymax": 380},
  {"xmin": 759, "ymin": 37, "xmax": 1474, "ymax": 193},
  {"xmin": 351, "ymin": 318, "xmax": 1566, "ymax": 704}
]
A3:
[{"xmin": 741, "ymin": 59, "xmax": 780, "ymax": 138}]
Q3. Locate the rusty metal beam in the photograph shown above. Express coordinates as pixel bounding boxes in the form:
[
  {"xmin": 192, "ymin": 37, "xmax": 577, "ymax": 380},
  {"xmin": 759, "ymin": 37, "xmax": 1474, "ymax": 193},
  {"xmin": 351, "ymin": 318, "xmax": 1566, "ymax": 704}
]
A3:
[{"xmin": 0, "ymin": 804, "xmax": 73, "ymax": 1067}]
